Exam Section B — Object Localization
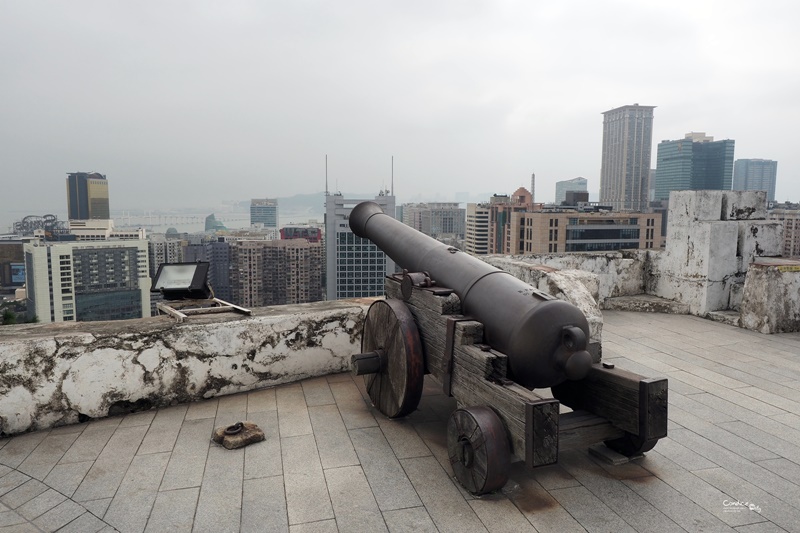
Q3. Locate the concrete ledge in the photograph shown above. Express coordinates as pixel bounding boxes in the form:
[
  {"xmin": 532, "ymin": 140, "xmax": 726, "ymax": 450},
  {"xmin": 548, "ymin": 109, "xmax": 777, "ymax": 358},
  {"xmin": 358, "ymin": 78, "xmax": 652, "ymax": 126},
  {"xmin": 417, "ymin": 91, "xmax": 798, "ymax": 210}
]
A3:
[
  {"xmin": 603, "ymin": 295, "xmax": 690, "ymax": 314},
  {"xmin": 0, "ymin": 299, "xmax": 372, "ymax": 436}
]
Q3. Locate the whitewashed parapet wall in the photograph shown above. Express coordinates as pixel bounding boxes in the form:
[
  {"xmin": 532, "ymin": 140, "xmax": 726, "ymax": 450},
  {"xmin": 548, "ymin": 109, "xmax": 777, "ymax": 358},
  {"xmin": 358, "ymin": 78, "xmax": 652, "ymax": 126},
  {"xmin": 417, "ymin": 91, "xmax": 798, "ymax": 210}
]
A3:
[
  {"xmin": 652, "ymin": 190, "xmax": 783, "ymax": 315},
  {"xmin": 0, "ymin": 300, "xmax": 370, "ymax": 436}
]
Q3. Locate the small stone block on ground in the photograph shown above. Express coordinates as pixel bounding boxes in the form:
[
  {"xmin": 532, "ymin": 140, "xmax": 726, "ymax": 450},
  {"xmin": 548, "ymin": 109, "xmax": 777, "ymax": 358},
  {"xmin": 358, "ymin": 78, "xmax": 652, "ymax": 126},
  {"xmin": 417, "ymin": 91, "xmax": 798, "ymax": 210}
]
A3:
[
  {"xmin": 211, "ymin": 422, "xmax": 266, "ymax": 450},
  {"xmin": 588, "ymin": 443, "xmax": 643, "ymax": 465}
]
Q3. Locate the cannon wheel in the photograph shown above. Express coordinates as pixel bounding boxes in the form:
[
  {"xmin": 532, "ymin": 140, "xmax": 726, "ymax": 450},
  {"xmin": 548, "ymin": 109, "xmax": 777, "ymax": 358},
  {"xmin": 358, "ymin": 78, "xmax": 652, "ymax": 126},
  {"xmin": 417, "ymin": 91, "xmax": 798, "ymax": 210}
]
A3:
[
  {"xmin": 361, "ymin": 299, "xmax": 425, "ymax": 418},
  {"xmin": 605, "ymin": 433, "xmax": 658, "ymax": 456},
  {"xmin": 447, "ymin": 406, "xmax": 510, "ymax": 495}
]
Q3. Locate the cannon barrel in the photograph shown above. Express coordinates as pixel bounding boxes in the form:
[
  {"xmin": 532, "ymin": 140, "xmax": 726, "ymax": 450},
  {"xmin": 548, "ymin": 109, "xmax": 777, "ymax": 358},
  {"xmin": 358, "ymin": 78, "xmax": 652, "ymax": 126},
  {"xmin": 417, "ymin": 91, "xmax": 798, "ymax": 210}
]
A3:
[{"xmin": 350, "ymin": 201, "xmax": 592, "ymax": 389}]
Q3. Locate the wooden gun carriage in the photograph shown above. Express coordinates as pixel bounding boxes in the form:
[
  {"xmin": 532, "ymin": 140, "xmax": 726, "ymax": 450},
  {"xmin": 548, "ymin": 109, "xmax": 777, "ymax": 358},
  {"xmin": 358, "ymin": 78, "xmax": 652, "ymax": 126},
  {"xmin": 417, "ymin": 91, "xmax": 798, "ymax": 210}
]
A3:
[{"xmin": 349, "ymin": 202, "xmax": 668, "ymax": 495}]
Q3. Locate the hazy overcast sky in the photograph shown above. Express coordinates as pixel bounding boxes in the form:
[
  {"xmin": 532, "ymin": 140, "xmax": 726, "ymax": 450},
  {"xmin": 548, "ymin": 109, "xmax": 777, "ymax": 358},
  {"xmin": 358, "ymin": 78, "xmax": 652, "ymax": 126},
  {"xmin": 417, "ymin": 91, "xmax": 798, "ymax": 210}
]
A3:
[{"xmin": 2, "ymin": 0, "xmax": 798, "ymax": 225}]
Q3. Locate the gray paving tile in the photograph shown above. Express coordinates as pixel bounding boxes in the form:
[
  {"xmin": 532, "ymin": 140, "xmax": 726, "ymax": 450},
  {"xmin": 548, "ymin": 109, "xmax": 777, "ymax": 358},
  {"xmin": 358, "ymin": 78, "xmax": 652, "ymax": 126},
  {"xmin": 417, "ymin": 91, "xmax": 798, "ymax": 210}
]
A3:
[
  {"xmin": 247, "ymin": 387, "xmax": 277, "ymax": 413},
  {"xmin": 144, "ymin": 487, "xmax": 198, "ymax": 533},
  {"xmin": 15, "ymin": 489, "xmax": 65, "ymax": 521},
  {"xmin": 0, "ymin": 466, "xmax": 10, "ymax": 478},
  {"xmin": 669, "ymin": 428, "xmax": 800, "ymax": 508},
  {"xmin": 623, "ymin": 474, "xmax": 737, "ymax": 532},
  {"xmin": 556, "ymin": 450, "xmax": 683, "ymax": 532},
  {"xmin": 382, "ymin": 507, "xmax": 436, "ymax": 533},
  {"xmin": 194, "ymin": 445, "xmax": 243, "ymax": 533},
  {"xmin": 72, "ymin": 425, "xmax": 148, "ymax": 502},
  {"xmin": 0, "ymin": 480, "xmax": 47, "ymax": 510},
  {"xmin": 86, "ymin": 417, "xmax": 123, "ymax": 431},
  {"xmin": 719, "ymin": 421, "xmax": 800, "ymax": 465},
  {"xmin": 104, "ymin": 452, "xmax": 170, "ymax": 533},
  {"xmin": 42, "ymin": 461, "xmax": 93, "ymax": 498},
  {"xmin": 81, "ymin": 498, "xmax": 111, "ymax": 519},
  {"xmin": 159, "ymin": 418, "xmax": 213, "ymax": 491},
  {"xmin": 47, "ymin": 424, "xmax": 86, "ymax": 436},
  {"xmin": 216, "ymin": 393, "xmax": 248, "ymax": 422},
  {"xmin": 734, "ymin": 521, "xmax": 789, "ymax": 532},
  {"xmin": 56, "ymin": 510, "xmax": 108, "ymax": 533},
  {"xmin": 0, "ymin": 519, "xmax": 39, "ymax": 532},
  {"xmin": 349, "ymin": 427, "xmax": 420, "ymax": 511},
  {"xmin": 374, "ymin": 416, "xmax": 431, "ymax": 460},
  {"xmin": 0, "ymin": 472, "xmax": 29, "ymax": 498},
  {"xmin": 670, "ymin": 392, "xmax": 739, "ymax": 424},
  {"xmin": 277, "ymin": 384, "xmax": 313, "ymax": 438},
  {"xmin": 757, "ymin": 458, "xmax": 800, "ymax": 487},
  {"xmin": 400, "ymin": 456, "xmax": 487, "ymax": 533},
  {"xmin": 137, "ymin": 404, "xmax": 188, "ymax": 455},
  {"xmin": 667, "ymin": 371, "xmax": 786, "ymax": 416},
  {"xmin": 736, "ymin": 387, "xmax": 800, "ymax": 415},
  {"xmin": 326, "ymin": 372, "xmax": 353, "ymax": 383},
  {"xmin": 325, "ymin": 466, "xmax": 386, "ymax": 533},
  {"xmin": 243, "ymin": 410, "xmax": 281, "ymax": 480},
  {"xmin": 185, "ymin": 398, "xmax": 218, "ymax": 420},
  {"xmin": 16, "ymin": 433, "xmax": 80, "ymax": 480},
  {"xmin": 58, "ymin": 428, "xmax": 116, "ymax": 465},
  {"xmin": 650, "ymin": 436, "xmax": 719, "ymax": 471},
  {"xmin": 241, "ymin": 476, "xmax": 287, "ymax": 533},
  {"xmin": 528, "ymin": 464, "xmax": 581, "ymax": 491},
  {"xmin": 694, "ymin": 467, "xmax": 797, "ymax": 533},
  {"xmin": 669, "ymin": 408, "xmax": 779, "ymax": 462},
  {"xmin": 412, "ymin": 420, "xmax": 454, "ymax": 477},
  {"xmin": 0, "ymin": 432, "xmax": 48, "ymax": 469},
  {"xmin": 282, "ymin": 434, "xmax": 333, "ymax": 526},
  {"xmin": 329, "ymin": 381, "xmax": 377, "ymax": 430},
  {"xmin": 301, "ymin": 377, "xmax": 335, "ymax": 407},
  {"xmin": 32, "ymin": 500, "xmax": 86, "ymax": 532},
  {"xmin": 118, "ymin": 410, "xmax": 156, "ymax": 428},
  {"xmin": 550, "ymin": 485, "xmax": 636, "ymax": 533},
  {"xmin": 0, "ymin": 510, "xmax": 26, "ymax": 527},
  {"xmin": 289, "ymin": 519, "xmax": 338, "ymax": 533},
  {"xmin": 468, "ymin": 494, "xmax": 537, "ymax": 533},
  {"xmin": 308, "ymin": 405, "xmax": 358, "ymax": 469}
]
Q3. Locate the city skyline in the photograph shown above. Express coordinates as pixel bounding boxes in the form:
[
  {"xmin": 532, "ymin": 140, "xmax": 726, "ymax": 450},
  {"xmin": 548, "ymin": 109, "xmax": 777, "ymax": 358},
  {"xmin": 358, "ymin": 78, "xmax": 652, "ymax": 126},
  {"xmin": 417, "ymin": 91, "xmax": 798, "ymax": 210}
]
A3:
[{"xmin": 2, "ymin": 2, "xmax": 798, "ymax": 222}]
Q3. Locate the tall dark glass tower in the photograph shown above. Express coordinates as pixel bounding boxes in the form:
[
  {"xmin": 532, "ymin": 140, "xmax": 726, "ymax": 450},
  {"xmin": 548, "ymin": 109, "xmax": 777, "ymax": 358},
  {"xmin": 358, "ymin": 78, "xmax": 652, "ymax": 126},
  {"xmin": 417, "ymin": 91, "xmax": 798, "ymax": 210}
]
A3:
[
  {"xmin": 733, "ymin": 159, "xmax": 777, "ymax": 202},
  {"xmin": 654, "ymin": 133, "xmax": 735, "ymax": 201},
  {"xmin": 600, "ymin": 104, "xmax": 655, "ymax": 211},
  {"xmin": 66, "ymin": 172, "xmax": 110, "ymax": 220}
]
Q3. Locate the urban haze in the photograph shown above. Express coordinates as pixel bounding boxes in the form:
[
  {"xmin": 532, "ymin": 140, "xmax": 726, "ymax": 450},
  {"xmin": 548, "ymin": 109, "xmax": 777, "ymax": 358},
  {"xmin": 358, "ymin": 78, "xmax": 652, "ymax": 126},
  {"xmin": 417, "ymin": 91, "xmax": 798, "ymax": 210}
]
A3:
[{"xmin": 2, "ymin": 1, "xmax": 798, "ymax": 230}]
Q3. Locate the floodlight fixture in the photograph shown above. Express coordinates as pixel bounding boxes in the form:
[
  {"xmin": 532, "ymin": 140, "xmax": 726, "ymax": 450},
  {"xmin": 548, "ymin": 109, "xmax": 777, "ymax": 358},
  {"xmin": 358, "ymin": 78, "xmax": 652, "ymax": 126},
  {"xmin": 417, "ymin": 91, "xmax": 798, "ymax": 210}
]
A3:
[
  {"xmin": 152, "ymin": 261, "xmax": 251, "ymax": 322},
  {"xmin": 152, "ymin": 262, "xmax": 212, "ymax": 300}
]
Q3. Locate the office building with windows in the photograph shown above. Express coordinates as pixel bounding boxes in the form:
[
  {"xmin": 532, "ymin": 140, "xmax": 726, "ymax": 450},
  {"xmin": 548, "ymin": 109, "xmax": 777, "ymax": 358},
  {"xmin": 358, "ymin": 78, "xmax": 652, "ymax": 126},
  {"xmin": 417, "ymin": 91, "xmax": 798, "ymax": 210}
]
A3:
[
  {"xmin": 733, "ymin": 159, "xmax": 778, "ymax": 202},
  {"xmin": 401, "ymin": 203, "xmax": 465, "ymax": 239},
  {"xmin": 325, "ymin": 192, "xmax": 395, "ymax": 300},
  {"xmin": 555, "ymin": 177, "xmax": 588, "ymax": 205},
  {"xmin": 509, "ymin": 210, "xmax": 662, "ymax": 254},
  {"xmin": 24, "ymin": 239, "xmax": 150, "ymax": 323},
  {"xmin": 66, "ymin": 172, "xmax": 110, "ymax": 220},
  {"xmin": 654, "ymin": 133, "xmax": 735, "ymax": 201},
  {"xmin": 465, "ymin": 203, "xmax": 490, "ymax": 255},
  {"xmin": 600, "ymin": 104, "xmax": 655, "ymax": 211},
  {"xmin": 250, "ymin": 199, "xmax": 279, "ymax": 228}
]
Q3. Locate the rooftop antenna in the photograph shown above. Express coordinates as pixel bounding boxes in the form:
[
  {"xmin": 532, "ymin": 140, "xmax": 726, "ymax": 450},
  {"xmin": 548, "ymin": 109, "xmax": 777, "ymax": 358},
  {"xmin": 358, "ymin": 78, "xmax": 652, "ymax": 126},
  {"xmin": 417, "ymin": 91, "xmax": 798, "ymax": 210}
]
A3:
[
  {"xmin": 531, "ymin": 172, "xmax": 536, "ymax": 204},
  {"xmin": 325, "ymin": 155, "xmax": 329, "ymax": 196},
  {"xmin": 391, "ymin": 155, "xmax": 394, "ymax": 196}
]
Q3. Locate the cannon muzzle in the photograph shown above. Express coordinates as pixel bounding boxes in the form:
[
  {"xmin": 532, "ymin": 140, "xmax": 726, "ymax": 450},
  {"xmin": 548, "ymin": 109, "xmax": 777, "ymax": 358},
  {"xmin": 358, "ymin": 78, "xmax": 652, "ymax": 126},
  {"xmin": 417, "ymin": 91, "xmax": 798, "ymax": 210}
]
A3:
[{"xmin": 350, "ymin": 201, "xmax": 592, "ymax": 389}]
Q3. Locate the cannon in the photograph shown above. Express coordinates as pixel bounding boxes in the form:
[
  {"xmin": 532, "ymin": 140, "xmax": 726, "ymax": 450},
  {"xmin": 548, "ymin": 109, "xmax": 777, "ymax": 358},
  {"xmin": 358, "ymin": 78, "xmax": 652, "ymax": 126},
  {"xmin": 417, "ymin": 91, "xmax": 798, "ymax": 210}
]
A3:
[{"xmin": 349, "ymin": 201, "xmax": 668, "ymax": 494}]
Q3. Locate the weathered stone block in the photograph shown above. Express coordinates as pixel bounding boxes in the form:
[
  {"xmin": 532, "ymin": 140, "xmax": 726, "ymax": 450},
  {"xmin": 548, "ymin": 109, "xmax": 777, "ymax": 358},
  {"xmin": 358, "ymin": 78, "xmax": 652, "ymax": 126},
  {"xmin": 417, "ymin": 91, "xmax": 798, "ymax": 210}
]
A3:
[
  {"xmin": 740, "ymin": 259, "xmax": 800, "ymax": 334},
  {"xmin": 663, "ymin": 221, "xmax": 738, "ymax": 280},
  {"xmin": 669, "ymin": 190, "xmax": 767, "ymax": 223},
  {"xmin": 737, "ymin": 221, "xmax": 784, "ymax": 263}
]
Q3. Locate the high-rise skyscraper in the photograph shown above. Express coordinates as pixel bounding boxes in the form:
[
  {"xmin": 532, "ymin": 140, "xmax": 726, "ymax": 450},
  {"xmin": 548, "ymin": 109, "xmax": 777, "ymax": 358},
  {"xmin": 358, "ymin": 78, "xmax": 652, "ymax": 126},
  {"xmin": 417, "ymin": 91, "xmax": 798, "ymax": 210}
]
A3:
[
  {"xmin": 66, "ymin": 172, "xmax": 110, "ymax": 220},
  {"xmin": 555, "ymin": 177, "xmax": 588, "ymax": 205},
  {"xmin": 324, "ymin": 192, "xmax": 395, "ymax": 300},
  {"xmin": 733, "ymin": 159, "xmax": 778, "ymax": 202},
  {"xmin": 653, "ymin": 133, "xmax": 735, "ymax": 201},
  {"xmin": 250, "ymin": 198, "xmax": 278, "ymax": 228},
  {"xmin": 600, "ymin": 104, "xmax": 655, "ymax": 211},
  {"xmin": 465, "ymin": 203, "xmax": 490, "ymax": 255},
  {"xmin": 401, "ymin": 203, "xmax": 466, "ymax": 239}
]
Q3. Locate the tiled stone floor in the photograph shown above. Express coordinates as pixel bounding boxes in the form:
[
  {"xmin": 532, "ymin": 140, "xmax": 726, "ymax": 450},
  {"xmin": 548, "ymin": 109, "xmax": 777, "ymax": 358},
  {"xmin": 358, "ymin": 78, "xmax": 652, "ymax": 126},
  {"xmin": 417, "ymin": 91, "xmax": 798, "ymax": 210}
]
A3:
[{"xmin": 1, "ymin": 310, "xmax": 800, "ymax": 532}]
